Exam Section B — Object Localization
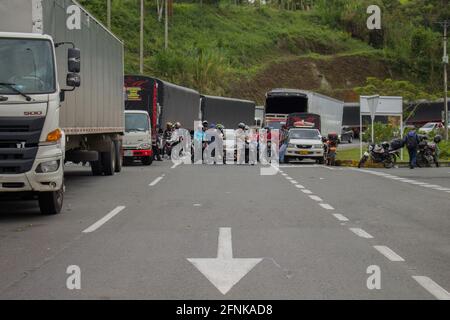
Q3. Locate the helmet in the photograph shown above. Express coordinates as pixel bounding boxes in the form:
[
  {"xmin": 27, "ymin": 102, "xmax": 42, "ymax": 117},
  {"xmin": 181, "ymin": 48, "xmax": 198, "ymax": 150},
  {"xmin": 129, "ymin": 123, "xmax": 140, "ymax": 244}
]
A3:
[
  {"xmin": 174, "ymin": 122, "xmax": 181, "ymax": 129},
  {"xmin": 166, "ymin": 122, "xmax": 173, "ymax": 128},
  {"xmin": 202, "ymin": 120, "xmax": 209, "ymax": 127},
  {"xmin": 238, "ymin": 123, "xmax": 245, "ymax": 129},
  {"xmin": 321, "ymin": 136, "xmax": 328, "ymax": 143},
  {"xmin": 244, "ymin": 125, "xmax": 249, "ymax": 130},
  {"xmin": 433, "ymin": 135, "xmax": 442, "ymax": 143},
  {"xmin": 216, "ymin": 124, "xmax": 224, "ymax": 130}
]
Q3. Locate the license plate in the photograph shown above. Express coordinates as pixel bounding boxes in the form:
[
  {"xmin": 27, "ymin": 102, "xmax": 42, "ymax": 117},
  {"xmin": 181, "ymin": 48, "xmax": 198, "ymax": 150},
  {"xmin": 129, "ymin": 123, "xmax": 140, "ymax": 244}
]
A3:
[
  {"xmin": 298, "ymin": 150, "xmax": 310, "ymax": 155},
  {"xmin": 124, "ymin": 150, "xmax": 133, "ymax": 157}
]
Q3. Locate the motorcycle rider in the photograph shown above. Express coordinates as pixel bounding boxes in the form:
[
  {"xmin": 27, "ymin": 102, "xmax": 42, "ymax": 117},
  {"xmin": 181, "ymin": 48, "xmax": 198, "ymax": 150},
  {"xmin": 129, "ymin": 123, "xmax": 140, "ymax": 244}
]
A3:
[{"xmin": 404, "ymin": 127, "xmax": 420, "ymax": 169}]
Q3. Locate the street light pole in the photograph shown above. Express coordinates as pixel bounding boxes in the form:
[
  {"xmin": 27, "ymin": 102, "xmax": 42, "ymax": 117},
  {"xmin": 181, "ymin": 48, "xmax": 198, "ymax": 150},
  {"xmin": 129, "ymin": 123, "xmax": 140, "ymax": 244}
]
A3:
[
  {"xmin": 107, "ymin": 0, "xmax": 111, "ymax": 29},
  {"xmin": 165, "ymin": 0, "xmax": 168, "ymax": 50},
  {"xmin": 140, "ymin": 0, "xmax": 144, "ymax": 74},
  {"xmin": 437, "ymin": 20, "xmax": 449, "ymax": 140},
  {"xmin": 444, "ymin": 22, "xmax": 449, "ymax": 141}
]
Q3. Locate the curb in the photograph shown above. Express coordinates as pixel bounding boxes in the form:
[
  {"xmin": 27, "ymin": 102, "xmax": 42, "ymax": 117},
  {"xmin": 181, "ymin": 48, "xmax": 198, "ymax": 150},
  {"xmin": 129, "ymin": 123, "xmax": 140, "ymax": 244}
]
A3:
[{"xmin": 335, "ymin": 160, "xmax": 450, "ymax": 168}]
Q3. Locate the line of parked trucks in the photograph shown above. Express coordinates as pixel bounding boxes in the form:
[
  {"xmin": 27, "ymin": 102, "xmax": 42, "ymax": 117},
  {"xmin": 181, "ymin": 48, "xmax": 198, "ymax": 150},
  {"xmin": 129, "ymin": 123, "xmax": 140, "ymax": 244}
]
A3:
[{"xmin": 0, "ymin": 0, "xmax": 345, "ymax": 215}]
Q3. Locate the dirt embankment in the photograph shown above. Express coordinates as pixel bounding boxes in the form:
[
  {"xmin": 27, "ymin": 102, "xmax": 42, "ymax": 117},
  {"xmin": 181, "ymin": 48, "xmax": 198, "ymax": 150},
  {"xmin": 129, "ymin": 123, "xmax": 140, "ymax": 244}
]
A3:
[{"xmin": 229, "ymin": 55, "xmax": 394, "ymax": 104}]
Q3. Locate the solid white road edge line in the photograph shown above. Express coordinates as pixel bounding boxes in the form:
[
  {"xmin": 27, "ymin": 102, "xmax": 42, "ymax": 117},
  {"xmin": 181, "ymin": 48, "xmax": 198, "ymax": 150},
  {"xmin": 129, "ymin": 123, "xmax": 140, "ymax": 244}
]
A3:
[
  {"xmin": 373, "ymin": 245, "xmax": 405, "ymax": 262},
  {"xmin": 412, "ymin": 276, "xmax": 450, "ymax": 300},
  {"xmin": 349, "ymin": 228, "xmax": 373, "ymax": 239},
  {"xmin": 82, "ymin": 206, "xmax": 126, "ymax": 233},
  {"xmin": 149, "ymin": 176, "xmax": 163, "ymax": 186}
]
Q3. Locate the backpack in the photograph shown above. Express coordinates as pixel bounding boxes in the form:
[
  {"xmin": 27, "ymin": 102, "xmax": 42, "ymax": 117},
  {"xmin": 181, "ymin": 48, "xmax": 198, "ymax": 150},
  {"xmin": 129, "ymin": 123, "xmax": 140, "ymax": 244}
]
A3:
[{"xmin": 406, "ymin": 131, "xmax": 418, "ymax": 148}]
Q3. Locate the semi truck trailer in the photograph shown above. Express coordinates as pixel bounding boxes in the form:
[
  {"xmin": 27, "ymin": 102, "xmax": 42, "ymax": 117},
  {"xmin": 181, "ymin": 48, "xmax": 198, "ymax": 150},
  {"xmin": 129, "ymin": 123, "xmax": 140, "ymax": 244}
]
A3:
[
  {"xmin": 124, "ymin": 75, "xmax": 200, "ymax": 133},
  {"xmin": 0, "ymin": 0, "xmax": 124, "ymax": 214},
  {"xmin": 200, "ymin": 95, "xmax": 256, "ymax": 129},
  {"xmin": 265, "ymin": 89, "xmax": 344, "ymax": 136}
]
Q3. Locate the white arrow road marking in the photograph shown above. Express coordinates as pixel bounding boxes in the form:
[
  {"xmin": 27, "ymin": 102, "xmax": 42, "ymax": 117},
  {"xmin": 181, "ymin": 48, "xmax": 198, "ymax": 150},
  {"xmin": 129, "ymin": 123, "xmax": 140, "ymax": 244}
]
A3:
[{"xmin": 187, "ymin": 228, "xmax": 262, "ymax": 295}]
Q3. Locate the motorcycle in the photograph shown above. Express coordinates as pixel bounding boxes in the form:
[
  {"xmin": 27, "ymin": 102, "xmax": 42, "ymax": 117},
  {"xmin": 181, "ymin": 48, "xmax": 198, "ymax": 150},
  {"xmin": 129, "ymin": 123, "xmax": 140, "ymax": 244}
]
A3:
[
  {"xmin": 358, "ymin": 141, "xmax": 400, "ymax": 168},
  {"xmin": 417, "ymin": 136, "xmax": 440, "ymax": 167},
  {"xmin": 323, "ymin": 133, "xmax": 338, "ymax": 166}
]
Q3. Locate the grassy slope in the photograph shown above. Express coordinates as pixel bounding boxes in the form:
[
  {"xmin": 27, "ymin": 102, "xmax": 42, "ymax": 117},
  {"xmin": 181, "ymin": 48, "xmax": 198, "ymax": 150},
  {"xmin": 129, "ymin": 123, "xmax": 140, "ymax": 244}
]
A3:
[{"xmin": 78, "ymin": 2, "xmax": 378, "ymax": 95}]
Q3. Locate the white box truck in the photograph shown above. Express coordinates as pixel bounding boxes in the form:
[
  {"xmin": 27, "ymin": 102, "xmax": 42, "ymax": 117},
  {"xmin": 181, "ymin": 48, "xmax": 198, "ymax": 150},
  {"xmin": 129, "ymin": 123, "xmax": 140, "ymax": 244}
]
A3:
[
  {"xmin": 265, "ymin": 89, "xmax": 344, "ymax": 136},
  {"xmin": 0, "ymin": 0, "xmax": 124, "ymax": 214}
]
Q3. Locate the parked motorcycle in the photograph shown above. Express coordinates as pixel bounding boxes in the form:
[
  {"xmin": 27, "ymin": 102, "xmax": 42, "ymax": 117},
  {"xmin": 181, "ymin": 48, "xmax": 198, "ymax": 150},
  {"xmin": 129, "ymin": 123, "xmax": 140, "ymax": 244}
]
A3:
[
  {"xmin": 417, "ymin": 135, "xmax": 440, "ymax": 167},
  {"xmin": 323, "ymin": 133, "xmax": 338, "ymax": 166},
  {"xmin": 358, "ymin": 141, "xmax": 401, "ymax": 168}
]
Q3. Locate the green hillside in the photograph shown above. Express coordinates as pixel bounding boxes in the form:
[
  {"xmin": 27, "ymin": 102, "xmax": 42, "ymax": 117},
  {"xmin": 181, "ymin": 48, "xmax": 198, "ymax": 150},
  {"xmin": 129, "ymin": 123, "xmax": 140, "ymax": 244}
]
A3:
[{"xmin": 77, "ymin": 1, "xmax": 448, "ymax": 102}]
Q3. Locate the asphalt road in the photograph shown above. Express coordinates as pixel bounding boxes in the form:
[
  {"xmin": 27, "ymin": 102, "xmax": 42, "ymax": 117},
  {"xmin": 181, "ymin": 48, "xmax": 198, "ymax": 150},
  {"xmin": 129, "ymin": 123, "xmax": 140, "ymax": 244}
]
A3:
[{"xmin": 0, "ymin": 160, "xmax": 449, "ymax": 299}]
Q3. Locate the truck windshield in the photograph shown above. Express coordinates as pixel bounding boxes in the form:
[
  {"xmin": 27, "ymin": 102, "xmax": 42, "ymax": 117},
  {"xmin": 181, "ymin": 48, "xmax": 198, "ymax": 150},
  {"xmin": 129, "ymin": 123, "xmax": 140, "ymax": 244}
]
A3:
[
  {"xmin": 0, "ymin": 38, "xmax": 55, "ymax": 94},
  {"xmin": 289, "ymin": 129, "xmax": 320, "ymax": 140},
  {"xmin": 125, "ymin": 113, "xmax": 149, "ymax": 132}
]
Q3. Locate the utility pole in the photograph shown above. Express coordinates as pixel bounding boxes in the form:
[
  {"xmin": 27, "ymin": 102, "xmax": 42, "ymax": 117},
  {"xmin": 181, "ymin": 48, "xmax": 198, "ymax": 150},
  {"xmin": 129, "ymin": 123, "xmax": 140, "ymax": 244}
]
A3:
[
  {"xmin": 437, "ymin": 20, "xmax": 449, "ymax": 140},
  {"xmin": 165, "ymin": 0, "xmax": 168, "ymax": 50},
  {"xmin": 107, "ymin": 0, "xmax": 111, "ymax": 29},
  {"xmin": 140, "ymin": 0, "xmax": 144, "ymax": 74}
]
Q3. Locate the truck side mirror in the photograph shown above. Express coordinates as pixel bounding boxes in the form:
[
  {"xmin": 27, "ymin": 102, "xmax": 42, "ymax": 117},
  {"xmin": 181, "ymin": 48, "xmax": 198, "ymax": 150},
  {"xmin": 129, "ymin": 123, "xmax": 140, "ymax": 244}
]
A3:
[
  {"xmin": 68, "ymin": 48, "xmax": 81, "ymax": 73},
  {"xmin": 67, "ymin": 73, "xmax": 81, "ymax": 87}
]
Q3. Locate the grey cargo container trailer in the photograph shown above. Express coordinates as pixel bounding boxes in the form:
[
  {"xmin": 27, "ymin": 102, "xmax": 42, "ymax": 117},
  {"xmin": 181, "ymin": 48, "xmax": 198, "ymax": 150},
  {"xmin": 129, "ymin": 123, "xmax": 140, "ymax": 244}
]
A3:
[
  {"xmin": 0, "ymin": 0, "xmax": 124, "ymax": 214},
  {"xmin": 200, "ymin": 95, "xmax": 256, "ymax": 129},
  {"xmin": 157, "ymin": 79, "xmax": 201, "ymax": 132}
]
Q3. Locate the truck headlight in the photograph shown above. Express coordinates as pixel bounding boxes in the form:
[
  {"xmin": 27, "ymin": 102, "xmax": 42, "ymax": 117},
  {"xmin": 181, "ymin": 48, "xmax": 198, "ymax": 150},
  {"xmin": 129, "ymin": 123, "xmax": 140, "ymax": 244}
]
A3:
[
  {"xmin": 36, "ymin": 160, "xmax": 60, "ymax": 173},
  {"xmin": 138, "ymin": 143, "xmax": 151, "ymax": 150}
]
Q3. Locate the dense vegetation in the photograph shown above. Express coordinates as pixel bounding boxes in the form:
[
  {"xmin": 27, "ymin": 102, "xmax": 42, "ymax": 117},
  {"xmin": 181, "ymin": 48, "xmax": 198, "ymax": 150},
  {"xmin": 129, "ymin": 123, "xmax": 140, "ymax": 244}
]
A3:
[{"xmin": 78, "ymin": 0, "xmax": 448, "ymax": 99}]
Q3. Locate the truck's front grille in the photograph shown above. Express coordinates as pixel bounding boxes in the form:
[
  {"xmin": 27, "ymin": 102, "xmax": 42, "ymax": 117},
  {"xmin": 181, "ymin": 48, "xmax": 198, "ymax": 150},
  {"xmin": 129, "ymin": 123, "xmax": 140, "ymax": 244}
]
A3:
[{"xmin": 0, "ymin": 117, "xmax": 45, "ymax": 174}]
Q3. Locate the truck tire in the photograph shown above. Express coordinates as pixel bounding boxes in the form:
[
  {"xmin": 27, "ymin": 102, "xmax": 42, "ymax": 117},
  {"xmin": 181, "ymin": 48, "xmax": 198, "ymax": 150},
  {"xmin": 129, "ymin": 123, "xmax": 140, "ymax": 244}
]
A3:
[
  {"xmin": 90, "ymin": 159, "xmax": 103, "ymax": 176},
  {"xmin": 114, "ymin": 140, "xmax": 122, "ymax": 173},
  {"xmin": 38, "ymin": 187, "xmax": 64, "ymax": 215},
  {"xmin": 102, "ymin": 140, "xmax": 116, "ymax": 176}
]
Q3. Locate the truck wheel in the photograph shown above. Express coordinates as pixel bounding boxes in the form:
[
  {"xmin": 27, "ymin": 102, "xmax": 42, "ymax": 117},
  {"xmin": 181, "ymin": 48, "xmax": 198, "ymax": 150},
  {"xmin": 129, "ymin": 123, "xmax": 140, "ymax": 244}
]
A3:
[
  {"xmin": 38, "ymin": 187, "xmax": 64, "ymax": 215},
  {"xmin": 142, "ymin": 156, "xmax": 153, "ymax": 166},
  {"xmin": 114, "ymin": 140, "xmax": 122, "ymax": 173},
  {"xmin": 90, "ymin": 159, "xmax": 103, "ymax": 176},
  {"xmin": 348, "ymin": 136, "xmax": 353, "ymax": 143},
  {"xmin": 101, "ymin": 140, "xmax": 116, "ymax": 176}
]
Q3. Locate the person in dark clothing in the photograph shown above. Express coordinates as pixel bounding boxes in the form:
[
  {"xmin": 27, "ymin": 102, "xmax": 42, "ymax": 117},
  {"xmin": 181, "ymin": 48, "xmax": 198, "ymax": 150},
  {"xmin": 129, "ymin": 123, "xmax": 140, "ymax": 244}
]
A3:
[{"xmin": 404, "ymin": 128, "xmax": 420, "ymax": 169}]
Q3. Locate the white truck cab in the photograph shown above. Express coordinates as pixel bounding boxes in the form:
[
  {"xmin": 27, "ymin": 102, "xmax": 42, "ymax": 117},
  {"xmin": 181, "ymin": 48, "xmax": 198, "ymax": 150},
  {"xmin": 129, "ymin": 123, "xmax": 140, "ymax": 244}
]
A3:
[
  {"xmin": 123, "ymin": 110, "xmax": 153, "ymax": 166},
  {"xmin": 0, "ymin": 32, "xmax": 80, "ymax": 214}
]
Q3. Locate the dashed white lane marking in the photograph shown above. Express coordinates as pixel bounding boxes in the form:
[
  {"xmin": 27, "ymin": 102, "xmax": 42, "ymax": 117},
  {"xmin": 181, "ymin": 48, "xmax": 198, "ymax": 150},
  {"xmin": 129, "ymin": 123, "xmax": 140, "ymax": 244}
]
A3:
[
  {"xmin": 149, "ymin": 176, "xmax": 163, "ymax": 186},
  {"xmin": 309, "ymin": 195, "xmax": 323, "ymax": 202},
  {"xmin": 290, "ymin": 180, "xmax": 298, "ymax": 184},
  {"xmin": 319, "ymin": 203, "xmax": 334, "ymax": 210},
  {"xmin": 295, "ymin": 184, "xmax": 305, "ymax": 189},
  {"xmin": 412, "ymin": 276, "xmax": 450, "ymax": 300},
  {"xmin": 301, "ymin": 189, "xmax": 313, "ymax": 194},
  {"xmin": 333, "ymin": 213, "xmax": 349, "ymax": 222},
  {"xmin": 286, "ymin": 177, "xmax": 293, "ymax": 180},
  {"xmin": 373, "ymin": 246, "xmax": 405, "ymax": 262},
  {"xmin": 83, "ymin": 206, "xmax": 126, "ymax": 233},
  {"xmin": 193, "ymin": 203, "xmax": 202, "ymax": 207},
  {"xmin": 349, "ymin": 228, "xmax": 373, "ymax": 239},
  {"xmin": 171, "ymin": 162, "xmax": 181, "ymax": 169}
]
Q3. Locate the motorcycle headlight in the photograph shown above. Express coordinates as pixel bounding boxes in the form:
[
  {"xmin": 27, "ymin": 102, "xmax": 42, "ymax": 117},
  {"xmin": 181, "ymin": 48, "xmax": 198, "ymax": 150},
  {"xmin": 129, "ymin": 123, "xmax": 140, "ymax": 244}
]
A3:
[
  {"xmin": 138, "ymin": 143, "xmax": 151, "ymax": 150},
  {"xmin": 36, "ymin": 160, "xmax": 60, "ymax": 173}
]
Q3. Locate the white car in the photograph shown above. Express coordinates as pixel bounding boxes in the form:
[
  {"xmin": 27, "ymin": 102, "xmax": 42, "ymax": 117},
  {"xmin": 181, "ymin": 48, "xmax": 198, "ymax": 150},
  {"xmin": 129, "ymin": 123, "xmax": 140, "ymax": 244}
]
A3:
[
  {"xmin": 284, "ymin": 128, "xmax": 324, "ymax": 163},
  {"xmin": 418, "ymin": 122, "xmax": 448, "ymax": 134}
]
